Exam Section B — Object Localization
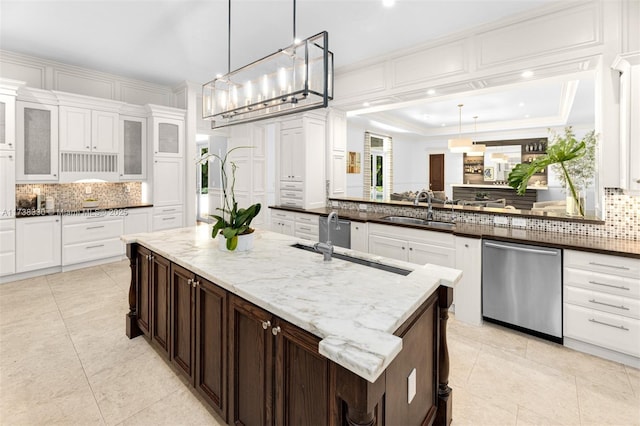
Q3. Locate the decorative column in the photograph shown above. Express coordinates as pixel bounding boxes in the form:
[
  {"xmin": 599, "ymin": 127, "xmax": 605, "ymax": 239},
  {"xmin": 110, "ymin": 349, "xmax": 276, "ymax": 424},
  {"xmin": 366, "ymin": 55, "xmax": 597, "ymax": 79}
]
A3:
[
  {"xmin": 125, "ymin": 243, "xmax": 140, "ymax": 338},
  {"xmin": 435, "ymin": 285, "xmax": 454, "ymax": 425}
]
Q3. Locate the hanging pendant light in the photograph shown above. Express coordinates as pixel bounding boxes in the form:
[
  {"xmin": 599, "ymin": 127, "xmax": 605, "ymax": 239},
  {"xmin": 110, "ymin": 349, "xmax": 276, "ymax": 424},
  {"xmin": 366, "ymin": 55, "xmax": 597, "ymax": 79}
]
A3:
[
  {"xmin": 448, "ymin": 104, "xmax": 473, "ymax": 153},
  {"xmin": 202, "ymin": 0, "xmax": 333, "ymax": 129},
  {"xmin": 466, "ymin": 115, "xmax": 486, "ymax": 156}
]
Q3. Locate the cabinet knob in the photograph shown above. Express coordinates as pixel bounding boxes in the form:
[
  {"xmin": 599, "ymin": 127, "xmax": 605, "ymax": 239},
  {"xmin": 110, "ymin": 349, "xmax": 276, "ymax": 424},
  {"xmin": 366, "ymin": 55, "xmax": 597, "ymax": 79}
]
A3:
[
  {"xmin": 8, "ymin": 155, "xmax": 12, "ymax": 159},
  {"xmin": 262, "ymin": 320, "xmax": 271, "ymax": 330},
  {"xmin": 402, "ymin": 247, "xmax": 405, "ymax": 250},
  {"xmin": 193, "ymin": 280, "xmax": 199, "ymax": 288},
  {"xmin": 93, "ymin": 146, "xmax": 97, "ymax": 149},
  {"xmin": 465, "ymin": 244, "xmax": 469, "ymax": 248},
  {"xmin": 409, "ymin": 247, "xmax": 413, "ymax": 251},
  {"xmin": 86, "ymin": 146, "xmax": 90, "ymax": 149},
  {"xmin": 53, "ymin": 174, "xmax": 57, "ymax": 177},
  {"xmin": 187, "ymin": 278, "xmax": 193, "ymax": 286},
  {"xmin": 272, "ymin": 326, "xmax": 281, "ymax": 336}
]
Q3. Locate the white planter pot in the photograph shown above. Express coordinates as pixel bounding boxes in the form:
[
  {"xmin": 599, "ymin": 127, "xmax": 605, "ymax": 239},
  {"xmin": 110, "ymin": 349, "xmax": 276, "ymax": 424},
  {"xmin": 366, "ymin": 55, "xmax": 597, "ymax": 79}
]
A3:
[{"xmin": 218, "ymin": 232, "xmax": 255, "ymax": 252}]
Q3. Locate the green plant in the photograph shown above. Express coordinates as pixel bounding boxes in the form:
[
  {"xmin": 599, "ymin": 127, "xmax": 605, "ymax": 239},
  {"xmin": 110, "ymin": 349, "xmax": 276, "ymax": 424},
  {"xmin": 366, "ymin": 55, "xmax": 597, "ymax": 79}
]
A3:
[
  {"xmin": 197, "ymin": 146, "xmax": 261, "ymax": 250},
  {"xmin": 507, "ymin": 127, "xmax": 597, "ymax": 216}
]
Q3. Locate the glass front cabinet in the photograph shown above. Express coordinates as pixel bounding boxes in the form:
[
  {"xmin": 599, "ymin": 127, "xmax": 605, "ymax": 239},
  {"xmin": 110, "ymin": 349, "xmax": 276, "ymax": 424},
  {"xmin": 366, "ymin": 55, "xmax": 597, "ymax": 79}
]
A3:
[{"xmin": 16, "ymin": 101, "xmax": 59, "ymax": 181}]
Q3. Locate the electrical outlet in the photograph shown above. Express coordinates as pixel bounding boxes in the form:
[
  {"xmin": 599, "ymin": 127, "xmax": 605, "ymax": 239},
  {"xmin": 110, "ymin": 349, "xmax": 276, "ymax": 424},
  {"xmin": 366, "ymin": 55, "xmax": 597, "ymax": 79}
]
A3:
[
  {"xmin": 124, "ymin": 184, "xmax": 130, "ymax": 193},
  {"xmin": 512, "ymin": 217, "xmax": 528, "ymax": 228},
  {"xmin": 358, "ymin": 204, "xmax": 368, "ymax": 211},
  {"xmin": 32, "ymin": 188, "xmax": 41, "ymax": 195},
  {"xmin": 85, "ymin": 186, "xmax": 92, "ymax": 195},
  {"xmin": 407, "ymin": 368, "xmax": 416, "ymax": 404},
  {"xmin": 493, "ymin": 216, "xmax": 509, "ymax": 226}
]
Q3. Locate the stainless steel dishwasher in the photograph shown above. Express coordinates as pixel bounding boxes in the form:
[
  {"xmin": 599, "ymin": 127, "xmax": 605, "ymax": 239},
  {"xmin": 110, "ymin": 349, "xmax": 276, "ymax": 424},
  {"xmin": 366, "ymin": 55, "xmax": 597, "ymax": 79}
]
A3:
[
  {"xmin": 319, "ymin": 215, "xmax": 351, "ymax": 249},
  {"xmin": 482, "ymin": 239, "xmax": 562, "ymax": 342}
]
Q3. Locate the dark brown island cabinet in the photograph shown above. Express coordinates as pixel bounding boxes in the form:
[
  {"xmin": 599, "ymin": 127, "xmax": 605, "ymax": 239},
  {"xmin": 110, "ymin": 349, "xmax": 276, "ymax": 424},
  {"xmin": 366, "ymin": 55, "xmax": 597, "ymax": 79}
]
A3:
[{"xmin": 126, "ymin": 243, "xmax": 454, "ymax": 426}]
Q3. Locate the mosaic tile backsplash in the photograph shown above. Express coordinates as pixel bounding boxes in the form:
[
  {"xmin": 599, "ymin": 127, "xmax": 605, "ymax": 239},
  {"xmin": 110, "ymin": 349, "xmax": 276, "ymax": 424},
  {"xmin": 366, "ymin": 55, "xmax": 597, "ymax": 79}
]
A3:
[
  {"xmin": 15, "ymin": 182, "xmax": 143, "ymax": 210},
  {"xmin": 334, "ymin": 188, "xmax": 639, "ymax": 241}
]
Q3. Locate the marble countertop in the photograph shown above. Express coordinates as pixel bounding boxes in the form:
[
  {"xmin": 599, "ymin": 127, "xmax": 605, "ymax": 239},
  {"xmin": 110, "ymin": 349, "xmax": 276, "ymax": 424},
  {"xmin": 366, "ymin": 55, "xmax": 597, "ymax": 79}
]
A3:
[
  {"xmin": 270, "ymin": 206, "xmax": 640, "ymax": 258},
  {"xmin": 122, "ymin": 225, "xmax": 461, "ymax": 383}
]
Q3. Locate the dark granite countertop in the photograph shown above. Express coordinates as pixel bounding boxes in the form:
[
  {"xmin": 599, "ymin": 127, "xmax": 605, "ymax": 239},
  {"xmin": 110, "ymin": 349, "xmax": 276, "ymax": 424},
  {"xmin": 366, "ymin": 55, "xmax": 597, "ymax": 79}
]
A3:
[
  {"xmin": 269, "ymin": 205, "xmax": 640, "ymax": 259},
  {"xmin": 15, "ymin": 203, "xmax": 154, "ymax": 218}
]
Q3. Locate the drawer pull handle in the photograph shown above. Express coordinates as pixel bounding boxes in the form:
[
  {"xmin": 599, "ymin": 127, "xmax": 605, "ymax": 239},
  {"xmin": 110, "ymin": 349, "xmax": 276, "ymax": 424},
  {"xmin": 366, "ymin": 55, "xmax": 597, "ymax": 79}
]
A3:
[
  {"xmin": 588, "ymin": 318, "xmax": 629, "ymax": 331},
  {"xmin": 162, "ymin": 209, "xmax": 176, "ymax": 212},
  {"xmin": 86, "ymin": 225, "xmax": 105, "ymax": 230},
  {"xmin": 300, "ymin": 226, "xmax": 310, "ymax": 231},
  {"xmin": 162, "ymin": 217, "xmax": 176, "ymax": 221},
  {"xmin": 588, "ymin": 261, "xmax": 630, "ymax": 271},
  {"xmin": 588, "ymin": 299, "xmax": 629, "ymax": 311},
  {"xmin": 589, "ymin": 280, "xmax": 630, "ymax": 291},
  {"xmin": 86, "ymin": 244, "xmax": 104, "ymax": 249}
]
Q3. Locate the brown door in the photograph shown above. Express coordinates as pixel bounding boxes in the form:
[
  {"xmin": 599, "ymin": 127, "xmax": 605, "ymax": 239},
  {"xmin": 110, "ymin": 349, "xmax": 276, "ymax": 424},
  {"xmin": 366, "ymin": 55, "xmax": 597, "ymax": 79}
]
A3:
[
  {"xmin": 136, "ymin": 245, "xmax": 151, "ymax": 337},
  {"xmin": 151, "ymin": 253, "xmax": 171, "ymax": 357},
  {"xmin": 195, "ymin": 277, "xmax": 228, "ymax": 420},
  {"xmin": 170, "ymin": 263, "xmax": 196, "ymax": 381},
  {"xmin": 429, "ymin": 154, "xmax": 445, "ymax": 191}
]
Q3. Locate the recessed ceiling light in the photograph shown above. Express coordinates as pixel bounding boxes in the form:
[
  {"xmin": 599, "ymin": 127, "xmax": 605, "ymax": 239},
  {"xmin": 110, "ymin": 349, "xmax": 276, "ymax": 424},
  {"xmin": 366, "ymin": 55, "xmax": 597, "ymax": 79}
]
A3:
[
  {"xmin": 519, "ymin": 102, "xmax": 525, "ymax": 107},
  {"xmin": 294, "ymin": 38, "xmax": 301, "ymax": 45},
  {"xmin": 382, "ymin": 0, "xmax": 396, "ymax": 7},
  {"xmin": 422, "ymin": 114, "xmax": 431, "ymax": 120},
  {"xmin": 362, "ymin": 102, "xmax": 370, "ymax": 107},
  {"xmin": 524, "ymin": 114, "xmax": 530, "ymax": 118},
  {"xmin": 521, "ymin": 70, "xmax": 534, "ymax": 78},
  {"xmin": 441, "ymin": 123, "xmax": 446, "ymax": 127},
  {"xmin": 215, "ymin": 73, "xmax": 223, "ymax": 78},
  {"xmin": 427, "ymin": 89, "xmax": 436, "ymax": 95}
]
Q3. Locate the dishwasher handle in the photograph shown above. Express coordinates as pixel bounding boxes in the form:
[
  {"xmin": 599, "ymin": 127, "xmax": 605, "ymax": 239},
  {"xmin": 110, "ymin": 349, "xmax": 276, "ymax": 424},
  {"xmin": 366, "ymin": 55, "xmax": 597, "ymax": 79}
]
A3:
[{"xmin": 484, "ymin": 241, "xmax": 559, "ymax": 256}]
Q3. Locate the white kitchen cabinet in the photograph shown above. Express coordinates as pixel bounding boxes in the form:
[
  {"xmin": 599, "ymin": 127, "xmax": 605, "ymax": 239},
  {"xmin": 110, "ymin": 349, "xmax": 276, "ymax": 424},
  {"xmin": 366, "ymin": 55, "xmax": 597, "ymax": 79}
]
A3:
[
  {"xmin": 350, "ymin": 221, "xmax": 368, "ymax": 253},
  {"xmin": 16, "ymin": 101, "xmax": 59, "ymax": 181},
  {"xmin": 613, "ymin": 52, "xmax": 640, "ymax": 193},
  {"xmin": 368, "ymin": 223, "xmax": 455, "ymax": 267},
  {"xmin": 271, "ymin": 209, "xmax": 295, "ymax": 236},
  {"xmin": 153, "ymin": 157, "xmax": 184, "ymax": 207},
  {"xmin": 294, "ymin": 212, "xmax": 319, "ymax": 241},
  {"xmin": 0, "ymin": 151, "xmax": 15, "ymax": 218},
  {"xmin": 0, "ymin": 93, "xmax": 16, "ymax": 151},
  {"xmin": 0, "ymin": 219, "xmax": 15, "ymax": 276},
  {"xmin": 152, "ymin": 205, "xmax": 184, "ymax": 231},
  {"xmin": 120, "ymin": 116, "xmax": 147, "ymax": 180},
  {"xmin": 59, "ymin": 107, "xmax": 119, "ymax": 153},
  {"xmin": 124, "ymin": 207, "xmax": 152, "ymax": 235},
  {"xmin": 152, "ymin": 118, "xmax": 183, "ymax": 157},
  {"xmin": 278, "ymin": 115, "xmax": 326, "ymax": 210},
  {"xmin": 563, "ymin": 249, "xmax": 640, "ymax": 365},
  {"xmin": 16, "ymin": 216, "xmax": 61, "ymax": 273},
  {"xmin": 453, "ymin": 237, "xmax": 482, "ymax": 326},
  {"xmin": 61, "ymin": 213, "xmax": 124, "ymax": 266}
]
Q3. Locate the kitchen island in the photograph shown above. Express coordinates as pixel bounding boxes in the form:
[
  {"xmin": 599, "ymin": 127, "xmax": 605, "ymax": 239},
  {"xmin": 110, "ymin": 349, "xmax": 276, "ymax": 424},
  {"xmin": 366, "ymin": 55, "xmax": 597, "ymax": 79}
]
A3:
[{"xmin": 123, "ymin": 225, "xmax": 461, "ymax": 425}]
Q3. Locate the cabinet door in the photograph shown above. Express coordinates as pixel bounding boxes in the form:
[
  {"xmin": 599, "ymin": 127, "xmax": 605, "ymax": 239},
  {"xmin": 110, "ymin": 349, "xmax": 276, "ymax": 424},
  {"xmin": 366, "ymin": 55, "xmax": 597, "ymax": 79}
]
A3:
[
  {"xmin": 92, "ymin": 110, "xmax": 119, "ymax": 153},
  {"xmin": 195, "ymin": 277, "xmax": 227, "ymax": 419},
  {"xmin": 0, "ymin": 152, "xmax": 15, "ymax": 217},
  {"xmin": 0, "ymin": 94, "xmax": 16, "ymax": 151},
  {"xmin": 16, "ymin": 216, "xmax": 61, "ymax": 272},
  {"xmin": 16, "ymin": 101, "xmax": 58, "ymax": 181},
  {"xmin": 171, "ymin": 263, "xmax": 196, "ymax": 381},
  {"xmin": 350, "ymin": 222, "xmax": 368, "ymax": 253},
  {"xmin": 280, "ymin": 128, "xmax": 304, "ymax": 182},
  {"xmin": 274, "ymin": 318, "xmax": 330, "ymax": 426},
  {"xmin": 59, "ymin": 106, "xmax": 91, "ymax": 152},
  {"xmin": 154, "ymin": 119, "xmax": 183, "ymax": 157},
  {"xmin": 228, "ymin": 295, "xmax": 274, "ymax": 426},
  {"xmin": 0, "ymin": 220, "xmax": 15, "ymax": 276},
  {"xmin": 120, "ymin": 116, "xmax": 146, "ymax": 180},
  {"xmin": 151, "ymin": 253, "xmax": 171, "ymax": 357},
  {"xmin": 408, "ymin": 241, "xmax": 456, "ymax": 267},
  {"xmin": 453, "ymin": 237, "xmax": 482, "ymax": 326},
  {"xmin": 153, "ymin": 157, "xmax": 184, "ymax": 207},
  {"xmin": 368, "ymin": 234, "xmax": 407, "ymax": 261},
  {"xmin": 136, "ymin": 245, "xmax": 152, "ymax": 336},
  {"xmin": 271, "ymin": 218, "xmax": 295, "ymax": 236},
  {"xmin": 124, "ymin": 208, "xmax": 151, "ymax": 234}
]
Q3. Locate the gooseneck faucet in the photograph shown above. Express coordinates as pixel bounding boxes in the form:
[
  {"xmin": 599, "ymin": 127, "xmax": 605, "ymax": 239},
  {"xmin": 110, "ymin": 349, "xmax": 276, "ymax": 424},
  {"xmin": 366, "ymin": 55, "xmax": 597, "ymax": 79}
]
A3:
[
  {"xmin": 414, "ymin": 190, "xmax": 434, "ymax": 221},
  {"xmin": 314, "ymin": 211, "xmax": 340, "ymax": 261}
]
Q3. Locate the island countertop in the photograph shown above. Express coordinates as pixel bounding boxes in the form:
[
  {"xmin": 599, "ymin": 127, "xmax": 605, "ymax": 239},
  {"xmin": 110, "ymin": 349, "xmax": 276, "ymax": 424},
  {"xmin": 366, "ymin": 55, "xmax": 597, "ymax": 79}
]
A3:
[{"xmin": 122, "ymin": 225, "xmax": 461, "ymax": 383}]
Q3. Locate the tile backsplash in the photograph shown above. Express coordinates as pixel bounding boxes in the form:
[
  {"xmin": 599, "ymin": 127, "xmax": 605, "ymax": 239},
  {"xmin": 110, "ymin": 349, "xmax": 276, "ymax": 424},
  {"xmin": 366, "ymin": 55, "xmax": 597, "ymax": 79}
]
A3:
[
  {"xmin": 334, "ymin": 188, "xmax": 639, "ymax": 241},
  {"xmin": 15, "ymin": 182, "xmax": 143, "ymax": 210}
]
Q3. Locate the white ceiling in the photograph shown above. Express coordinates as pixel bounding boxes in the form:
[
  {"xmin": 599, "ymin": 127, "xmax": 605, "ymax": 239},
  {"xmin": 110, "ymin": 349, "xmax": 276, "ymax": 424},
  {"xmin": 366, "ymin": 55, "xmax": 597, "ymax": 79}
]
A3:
[{"xmin": 2, "ymin": 0, "xmax": 593, "ymax": 136}]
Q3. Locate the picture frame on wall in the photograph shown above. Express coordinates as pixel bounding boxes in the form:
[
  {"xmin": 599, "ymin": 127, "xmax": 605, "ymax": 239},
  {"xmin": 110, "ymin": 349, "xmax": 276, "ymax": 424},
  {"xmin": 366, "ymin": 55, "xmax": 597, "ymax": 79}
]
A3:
[
  {"xmin": 347, "ymin": 151, "xmax": 361, "ymax": 174},
  {"xmin": 484, "ymin": 166, "xmax": 495, "ymax": 181}
]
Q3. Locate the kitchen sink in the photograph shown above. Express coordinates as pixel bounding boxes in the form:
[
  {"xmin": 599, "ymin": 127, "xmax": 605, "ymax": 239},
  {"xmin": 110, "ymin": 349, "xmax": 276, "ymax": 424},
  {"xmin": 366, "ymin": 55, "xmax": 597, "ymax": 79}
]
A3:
[
  {"xmin": 291, "ymin": 243, "xmax": 411, "ymax": 276},
  {"xmin": 380, "ymin": 216, "xmax": 455, "ymax": 229}
]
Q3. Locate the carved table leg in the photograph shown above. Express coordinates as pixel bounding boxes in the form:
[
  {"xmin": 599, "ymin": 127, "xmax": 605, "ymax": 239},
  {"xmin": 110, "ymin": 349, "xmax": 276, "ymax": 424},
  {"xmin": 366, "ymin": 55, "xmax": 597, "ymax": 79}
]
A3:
[
  {"xmin": 125, "ymin": 244, "xmax": 141, "ymax": 338},
  {"xmin": 436, "ymin": 286, "xmax": 453, "ymax": 425},
  {"xmin": 345, "ymin": 407, "xmax": 376, "ymax": 426}
]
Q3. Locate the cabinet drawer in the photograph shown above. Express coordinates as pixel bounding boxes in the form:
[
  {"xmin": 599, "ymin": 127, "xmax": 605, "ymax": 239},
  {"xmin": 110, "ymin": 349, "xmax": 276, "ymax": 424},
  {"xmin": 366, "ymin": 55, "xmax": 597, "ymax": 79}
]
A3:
[
  {"xmin": 564, "ymin": 267, "xmax": 640, "ymax": 299},
  {"xmin": 272, "ymin": 210, "xmax": 295, "ymax": 221},
  {"xmin": 295, "ymin": 222, "xmax": 318, "ymax": 237},
  {"xmin": 295, "ymin": 231, "xmax": 317, "ymax": 241},
  {"xmin": 153, "ymin": 213, "xmax": 183, "ymax": 231},
  {"xmin": 154, "ymin": 205, "xmax": 184, "ymax": 215},
  {"xmin": 62, "ymin": 238, "xmax": 124, "ymax": 265},
  {"xmin": 281, "ymin": 190, "xmax": 303, "ymax": 200},
  {"xmin": 565, "ymin": 285, "xmax": 640, "ymax": 319},
  {"xmin": 280, "ymin": 181, "xmax": 303, "ymax": 191},
  {"xmin": 564, "ymin": 303, "xmax": 640, "ymax": 357},
  {"xmin": 63, "ymin": 212, "xmax": 121, "ymax": 225},
  {"xmin": 279, "ymin": 198, "xmax": 303, "ymax": 209},
  {"xmin": 295, "ymin": 213, "xmax": 318, "ymax": 225},
  {"xmin": 565, "ymin": 250, "xmax": 640, "ymax": 278},
  {"xmin": 63, "ymin": 219, "xmax": 124, "ymax": 245}
]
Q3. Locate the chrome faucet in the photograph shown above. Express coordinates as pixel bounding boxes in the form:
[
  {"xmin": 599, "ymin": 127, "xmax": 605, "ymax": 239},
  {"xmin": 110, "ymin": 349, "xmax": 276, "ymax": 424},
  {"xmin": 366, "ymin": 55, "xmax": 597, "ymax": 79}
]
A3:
[
  {"xmin": 414, "ymin": 190, "xmax": 434, "ymax": 221},
  {"xmin": 314, "ymin": 211, "xmax": 340, "ymax": 261}
]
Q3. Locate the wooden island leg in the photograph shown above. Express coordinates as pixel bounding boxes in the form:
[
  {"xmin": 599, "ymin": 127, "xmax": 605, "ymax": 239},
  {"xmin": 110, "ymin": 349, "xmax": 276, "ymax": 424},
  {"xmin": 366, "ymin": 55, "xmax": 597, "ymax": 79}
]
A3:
[
  {"xmin": 435, "ymin": 285, "xmax": 454, "ymax": 425},
  {"xmin": 125, "ymin": 243, "xmax": 141, "ymax": 338}
]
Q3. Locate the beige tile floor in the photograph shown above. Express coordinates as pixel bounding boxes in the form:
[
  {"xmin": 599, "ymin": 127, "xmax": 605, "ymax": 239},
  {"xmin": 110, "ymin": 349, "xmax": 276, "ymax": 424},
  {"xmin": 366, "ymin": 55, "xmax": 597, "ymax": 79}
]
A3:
[{"xmin": 0, "ymin": 259, "xmax": 639, "ymax": 425}]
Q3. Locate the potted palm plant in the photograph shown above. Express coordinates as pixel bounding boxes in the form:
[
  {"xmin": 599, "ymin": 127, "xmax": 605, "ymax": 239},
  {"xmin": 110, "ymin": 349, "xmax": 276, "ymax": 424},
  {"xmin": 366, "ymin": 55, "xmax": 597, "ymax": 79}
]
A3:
[
  {"xmin": 507, "ymin": 127, "xmax": 597, "ymax": 217},
  {"xmin": 198, "ymin": 146, "xmax": 261, "ymax": 251}
]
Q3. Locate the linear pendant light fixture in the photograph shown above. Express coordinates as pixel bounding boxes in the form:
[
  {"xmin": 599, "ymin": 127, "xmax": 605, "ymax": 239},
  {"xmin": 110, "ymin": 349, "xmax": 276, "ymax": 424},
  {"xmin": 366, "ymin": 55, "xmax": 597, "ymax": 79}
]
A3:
[
  {"xmin": 202, "ymin": 0, "xmax": 333, "ymax": 129},
  {"xmin": 448, "ymin": 104, "xmax": 473, "ymax": 153},
  {"xmin": 466, "ymin": 115, "xmax": 486, "ymax": 156}
]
